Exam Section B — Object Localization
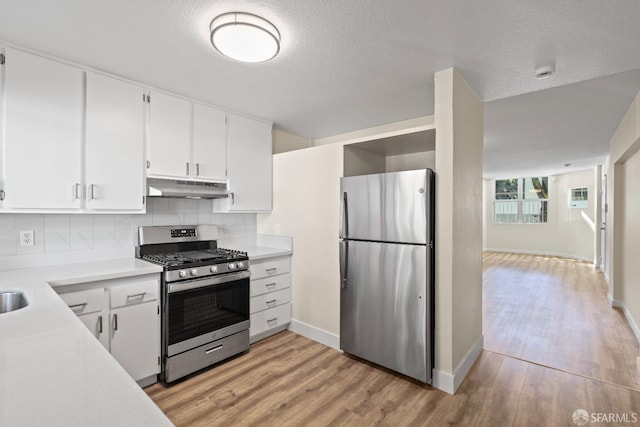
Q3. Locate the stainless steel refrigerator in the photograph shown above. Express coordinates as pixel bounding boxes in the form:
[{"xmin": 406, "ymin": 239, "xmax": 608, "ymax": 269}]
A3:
[{"xmin": 339, "ymin": 168, "xmax": 435, "ymax": 383}]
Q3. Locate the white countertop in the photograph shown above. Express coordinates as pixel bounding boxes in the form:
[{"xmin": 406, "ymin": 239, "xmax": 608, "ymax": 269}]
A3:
[
  {"xmin": 220, "ymin": 234, "xmax": 293, "ymax": 261},
  {"xmin": 0, "ymin": 258, "xmax": 172, "ymax": 427}
]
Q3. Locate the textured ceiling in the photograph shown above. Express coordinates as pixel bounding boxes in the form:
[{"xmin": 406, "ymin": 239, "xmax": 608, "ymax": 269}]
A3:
[{"xmin": 1, "ymin": 0, "xmax": 640, "ymax": 177}]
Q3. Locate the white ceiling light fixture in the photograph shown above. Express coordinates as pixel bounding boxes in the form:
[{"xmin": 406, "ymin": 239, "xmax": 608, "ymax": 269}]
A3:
[{"xmin": 209, "ymin": 12, "xmax": 280, "ymax": 63}]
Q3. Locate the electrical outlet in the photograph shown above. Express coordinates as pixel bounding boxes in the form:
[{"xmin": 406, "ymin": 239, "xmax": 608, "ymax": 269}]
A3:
[
  {"xmin": 20, "ymin": 230, "xmax": 34, "ymax": 247},
  {"xmin": 275, "ymin": 223, "xmax": 280, "ymax": 234}
]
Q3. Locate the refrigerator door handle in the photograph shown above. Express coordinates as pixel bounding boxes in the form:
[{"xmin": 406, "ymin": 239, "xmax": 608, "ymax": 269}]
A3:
[
  {"xmin": 341, "ymin": 192, "xmax": 349, "ymax": 238},
  {"xmin": 339, "ymin": 240, "xmax": 348, "ymax": 288}
]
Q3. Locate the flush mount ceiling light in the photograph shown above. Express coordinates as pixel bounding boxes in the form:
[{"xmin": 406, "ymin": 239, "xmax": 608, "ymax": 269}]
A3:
[{"xmin": 209, "ymin": 12, "xmax": 280, "ymax": 63}]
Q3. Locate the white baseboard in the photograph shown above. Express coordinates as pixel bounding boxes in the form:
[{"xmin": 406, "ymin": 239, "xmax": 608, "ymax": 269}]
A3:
[
  {"xmin": 289, "ymin": 319, "xmax": 340, "ymax": 350},
  {"xmin": 611, "ymin": 300, "xmax": 640, "ymax": 343},
  {"xmin": 432, "ymin": 335, "xmax": 484, "ymax": 395},
  {"xmin": 483, "ymin": 248, "xmax": 592, "ymax": 263}
]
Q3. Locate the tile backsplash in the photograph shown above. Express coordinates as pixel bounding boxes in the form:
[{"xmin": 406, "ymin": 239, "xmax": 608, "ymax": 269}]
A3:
[{"xmin": 0, "ymin": 198, "xmax": 256, "ymax": 269}]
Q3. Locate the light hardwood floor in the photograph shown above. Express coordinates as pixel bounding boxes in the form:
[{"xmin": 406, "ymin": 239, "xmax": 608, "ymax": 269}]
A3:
[
  {"xmin": 147, "ymin": 252, "xmax": 640, "ymax": 426},
  {"xmin": 483, "ymin": 252, "xmax": 640, "ymax": 391}
]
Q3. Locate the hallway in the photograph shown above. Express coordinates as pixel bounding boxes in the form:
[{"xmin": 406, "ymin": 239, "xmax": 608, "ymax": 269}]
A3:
[{"xmin": 483, "ymin": 252, "xmax": 640, "ymax": 392}]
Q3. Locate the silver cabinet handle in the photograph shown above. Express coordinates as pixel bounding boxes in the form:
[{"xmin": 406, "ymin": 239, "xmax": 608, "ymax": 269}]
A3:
[
  {"xmin": 265, "ymin": 282, "xmax": 277, "ymax": 288},
  {"xmin": 205, "ymin": 345, "xmax": 223, "ymax": 355},
  {"xmin": 196, "ymin": 163, "xmax": 200, "ymax": 176},
  {"xmin": 267, "ymin": 317, "xmax": 278, "ymax": 323},
  {"xmin": 112, "ymin": 313, "xmax": 118, "ymax": 331},
  {"xmin": 73, "ymin": 183, "xmax": 81, "ymax": 200},
  {"xmin": 266, "ymin": 267, "xmax": 277, "ymax": 274},
  {"xmin": 186, "ymin": 162, "xmax": 190, "ymax": 176},
  {"xmin": 0, "ymin": 189, "xmax": 5, "ymax": 201},
  {"xmin": 88, "ymin": 184, "xmax": 96, "ymax": 200},
  {"xmin": 68, "ymin": 302, "xmax": 88, "ymax": 310},
  {"xmin": 340, "ymin": 240, "xmax": 348, "ymax": 289},
  {"xmin": 127, "ymin": 292, "xmax": 146, "ymax": 299},
  {"xmin": 98, "ymin": 315, "xmax": 103, "ymax": 334},
  {"xmin": 230, "ymin": 192, "xmax": 235, "ymax": 205},
  {"xmin": 341, "ymin": 192, "xmax": 349, "ymax": 238},
  {"xmin": 146, "ymin": 160, "xmax": 151, "ymax": 169},
  {"xmin": 266, "ymin": 299, "xmax": 277, "ymax": 305}
]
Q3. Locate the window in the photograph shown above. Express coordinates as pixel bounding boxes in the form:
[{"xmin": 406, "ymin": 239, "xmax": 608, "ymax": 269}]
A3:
[
  {"xmin": 569, "ymin": 187, "xmax": 588, "ymax": 209},
  {"xmin": 494, "ymin": 177, "xmax": 548, "ymax": 223}
]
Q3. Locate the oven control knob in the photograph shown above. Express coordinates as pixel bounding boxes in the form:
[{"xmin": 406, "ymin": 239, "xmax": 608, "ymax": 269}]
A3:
[
  {"xmin": 210, "ymin": 265, "xmax": 219, "ymax": 273},
  {"xmin": 228, "ymin": 262, "xmax": 237, "ymax": 270},
  {"xmin": 179, "ymin": 270, "xmax": 187, "ymax": 278},
  {"xmin": 190, "ymin": 269, "xmax": 198, "ymax": 276},
  {"xmin": 237, "ymin": 261, "xmax": 245, "ymax": 269}
]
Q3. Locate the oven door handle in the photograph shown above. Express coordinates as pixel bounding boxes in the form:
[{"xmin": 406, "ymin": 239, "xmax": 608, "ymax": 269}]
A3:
[{"xmin": 168, "ymin": 270, "xmax": 251, "ymax": 293}]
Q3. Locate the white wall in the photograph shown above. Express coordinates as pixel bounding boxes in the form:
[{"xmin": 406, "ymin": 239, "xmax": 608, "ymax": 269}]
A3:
[
  {"xmin": 272, "ymin": 129, "xmax": 312, "ymax": 154},
  {"xmin": 0, "ymin": 199, "xmax": 256, "ymax": 270},
  {"xmin": 621, "ymin": 150, "xmax": 640, "ymax": 338},
  {"xmin": 484, "ymin": 168, "xmax": 598, "ymax": 262},
  {"xmin": 433, "ymin": 68, "xmax": 484, "ymax": 392},
  {"xmin": 607, "ymin": 87, "xmax": 640, "ymax": 341},
  {"xmin": 385, "ymin": 151, "xmax": 435, "ymax": 172},
  {"xmin": 257, "ymin": 143, "xmax": 343, "ymax": 339}
]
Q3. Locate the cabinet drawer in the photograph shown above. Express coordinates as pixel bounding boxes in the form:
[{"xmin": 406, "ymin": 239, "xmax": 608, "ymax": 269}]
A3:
[
  {"xmin": 59, "ymin": 288, "xmax": 105, "ymax": 315},
  {"xmin": 250, "ymin": 273, "xmax": 291, "ymax": 297},
  {"xmin": 250, "ymin": 303, "xmax": 291, "ymax": 337},
  {"xmin": 249, "ymin": 256, "xmax": 290, "ymax": 280},
  {"xmin": 250, "ymin": 287, "xmax": 291, "ymax": 314},
  {"xmin": 110, "ymin": 279, "xmax": 159, "ymax": 308}
]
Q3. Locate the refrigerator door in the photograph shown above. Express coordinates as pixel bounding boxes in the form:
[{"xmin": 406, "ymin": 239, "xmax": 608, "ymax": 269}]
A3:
[
  {"xmin": 340, "ymin": 169, "xmax": 430, "ymax": 244},
  {"xmin": 340, "ymin": 240, "xmax": 430, "ymax": 382}
]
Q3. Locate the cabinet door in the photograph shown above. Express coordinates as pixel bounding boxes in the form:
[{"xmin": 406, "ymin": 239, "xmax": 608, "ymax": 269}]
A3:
[
  {"xmin": 85, "ymin": 73, "xmax": 145, "ymax": 210},
  {"xmin": 148, "ymin": 91, "xmax": 191, "ymax": 179},
  {"xmin": 3, "ymin": 48, "xmax": 83, "ymax": 209},
  {"xmin": 192, "ymin": 103, "xmax": 227, "ymax": 182},
  {"xmin": 110, "ymin": 302, "xmax": 159, "ymax": 382},
  {"xmin": 78, "ymin": 311, "xmax": 110, "ymax": 350},
  {"xmin": 225, "ymin": 113, "xmax": 273, "ymax": 211}
]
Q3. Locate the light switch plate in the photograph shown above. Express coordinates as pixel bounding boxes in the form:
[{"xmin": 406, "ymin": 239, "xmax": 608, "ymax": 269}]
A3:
[{"xmin": 20, "ymin": 230, "xmax": 34, "ymax": 247}]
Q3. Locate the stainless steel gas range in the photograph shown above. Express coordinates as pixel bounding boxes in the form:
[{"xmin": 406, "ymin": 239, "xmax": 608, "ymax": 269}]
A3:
[{"xmin": 136, "ymin": 225, "xmax": 250, "ymax": 383}]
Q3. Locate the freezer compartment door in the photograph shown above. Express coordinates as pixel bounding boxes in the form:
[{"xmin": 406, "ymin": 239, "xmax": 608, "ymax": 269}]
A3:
[
  {"xmin": 340, "ymin": 240, "xmax": 431, "ymax": 383},
  {"xmin": 340, "ymin": 169, "xmax": 431, "ymax": 244}
]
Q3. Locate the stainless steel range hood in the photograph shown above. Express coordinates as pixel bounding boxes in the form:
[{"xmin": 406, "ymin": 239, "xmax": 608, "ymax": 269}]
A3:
[{"xmin": 147, "ymin": 178, "xmax": 229, "ymax": 199}]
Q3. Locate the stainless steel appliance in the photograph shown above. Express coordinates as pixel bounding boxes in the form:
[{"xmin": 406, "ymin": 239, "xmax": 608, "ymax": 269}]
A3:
[
  {"xmin": 339, "ymin": 169, "xmax": 435, "ymax": 383},
  {"xmin": 136, "ymin": 225, "xmax": 250, "ymax": 383}
]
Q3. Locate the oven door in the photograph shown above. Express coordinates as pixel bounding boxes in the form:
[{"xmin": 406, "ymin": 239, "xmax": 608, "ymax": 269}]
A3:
[{"xmin": 165, "ymin": 270, "xmax": 250, "ymax": 357}]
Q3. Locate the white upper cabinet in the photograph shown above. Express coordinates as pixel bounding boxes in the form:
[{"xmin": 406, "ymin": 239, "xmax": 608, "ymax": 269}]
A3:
[
  {"xmin": 85, "ymin": 72, "xmax": 145, "ymax": 211},
  {"xmin": 192, "ymin": 103, "xmax": 227, "ymax": 182},
  {"xmin": 147, "ymin": 91, "xmax": 191, "ymax": 179},
  {"xmin": 0, "ymin": 46, "xmax": 273, "ymax": 213},
  {"xmin": 218, "ymin": 113, "xmax": 272, "ymax": 212},
  {"xmin": 3, "ymin": 48, "xmax": 83, "ymax": 209},
  {"xmin": 148, "ymin": 95, "xmax": 227, "ymax": 182}
]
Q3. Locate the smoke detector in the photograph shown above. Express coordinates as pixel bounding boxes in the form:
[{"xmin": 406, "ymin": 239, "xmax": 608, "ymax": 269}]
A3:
[{"xmin": 535, "ymin": 65, "xmax": 555, "ymax": 79}]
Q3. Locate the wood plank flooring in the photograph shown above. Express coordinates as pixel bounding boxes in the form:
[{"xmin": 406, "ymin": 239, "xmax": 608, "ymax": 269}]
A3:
[
  {"xmin": 147, "ymin": 252, "xmax": 640, "ymax": 426},
  {"xmin": 483, "ymin": 252, "xmax": 640, "ymax": 391}
]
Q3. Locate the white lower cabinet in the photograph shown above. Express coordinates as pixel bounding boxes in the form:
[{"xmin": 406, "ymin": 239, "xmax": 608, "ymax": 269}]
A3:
[
  {"xmin": 249, "ymin": 255, "xmax": 292, "ymax": 343},
  {"xmin": 110, "ymin": 302, "xmax": 160, "ymax": 383},
  {"xmin": 77, "ymin": 310, "xmax": 110, "ymax": 349},
  {"xmin": 56, "ymin": 275, "xmax": 160, "ymax": 386}
]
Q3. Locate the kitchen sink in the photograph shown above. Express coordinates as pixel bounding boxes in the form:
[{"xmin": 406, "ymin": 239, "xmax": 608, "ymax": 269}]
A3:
[{"xmin": 0, "ymin": 292, "xmax": 29, "ymax": 314}]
